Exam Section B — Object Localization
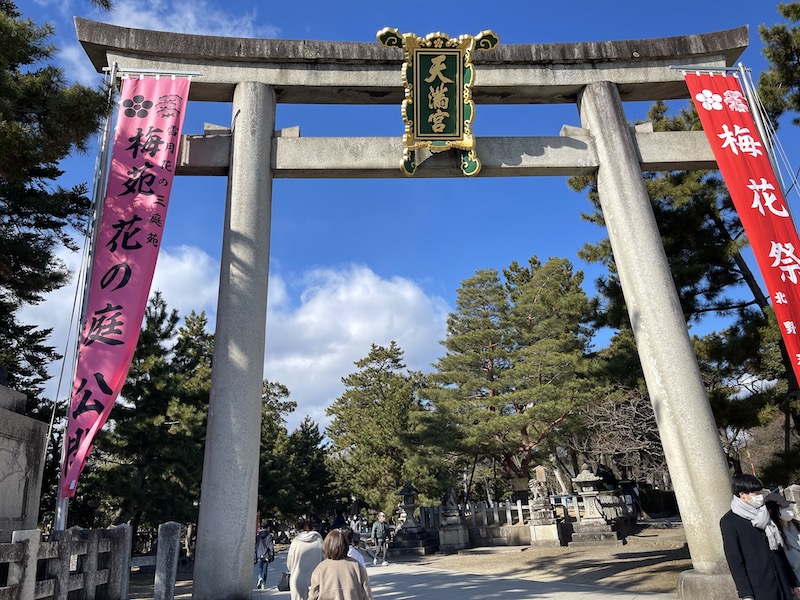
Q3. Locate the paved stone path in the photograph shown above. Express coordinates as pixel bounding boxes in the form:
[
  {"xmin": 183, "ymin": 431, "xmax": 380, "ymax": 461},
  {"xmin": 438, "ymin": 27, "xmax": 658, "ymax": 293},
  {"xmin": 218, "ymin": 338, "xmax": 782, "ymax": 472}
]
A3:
[{"xmin": 133, "ymin": 548, "xmax": 680, "ymax": 600}]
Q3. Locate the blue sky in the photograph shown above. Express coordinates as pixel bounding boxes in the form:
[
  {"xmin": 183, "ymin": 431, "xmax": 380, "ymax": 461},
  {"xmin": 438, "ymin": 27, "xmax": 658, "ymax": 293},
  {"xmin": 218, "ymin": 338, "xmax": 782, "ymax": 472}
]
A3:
[{"xmin": 19, "ymin": 0, "xmax": 800, "ymax": 432}]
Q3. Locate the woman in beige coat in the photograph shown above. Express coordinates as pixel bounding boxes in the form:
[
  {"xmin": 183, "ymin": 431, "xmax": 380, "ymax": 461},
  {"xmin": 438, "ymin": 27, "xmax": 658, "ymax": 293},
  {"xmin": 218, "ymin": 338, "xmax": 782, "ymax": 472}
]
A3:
[
  {"xmin": 286, "ymin": 521, "xmax": 324, "ymax": 600},
  {"xmin": 308, "ymin": 529, "xmax": 373, "ymax": 600}
]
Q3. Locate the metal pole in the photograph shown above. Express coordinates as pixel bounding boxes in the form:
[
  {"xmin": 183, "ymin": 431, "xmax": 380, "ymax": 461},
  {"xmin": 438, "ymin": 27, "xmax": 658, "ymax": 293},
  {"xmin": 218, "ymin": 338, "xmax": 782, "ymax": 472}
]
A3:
[
  {"xmin": 738, "ymin": 62, "xmax": 783, "ymax": 190},
  {"xmin": 54, "ymin": 62, "xmax": 119, "ymax": 530}
]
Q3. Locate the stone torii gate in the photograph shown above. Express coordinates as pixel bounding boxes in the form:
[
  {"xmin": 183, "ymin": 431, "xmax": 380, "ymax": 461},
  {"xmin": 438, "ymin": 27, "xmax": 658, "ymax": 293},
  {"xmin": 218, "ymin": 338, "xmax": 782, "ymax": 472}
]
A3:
[{"xmin": 76, "ymin": 19, "xmax": 749, "ymax": 600}]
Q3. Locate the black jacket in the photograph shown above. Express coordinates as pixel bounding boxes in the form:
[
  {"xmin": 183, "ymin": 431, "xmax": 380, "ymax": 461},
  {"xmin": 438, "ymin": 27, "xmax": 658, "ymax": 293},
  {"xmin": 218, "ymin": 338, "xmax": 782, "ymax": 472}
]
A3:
[{"xmin": 721, "ymin": 510, "xmax": 798, "ymax": 599}]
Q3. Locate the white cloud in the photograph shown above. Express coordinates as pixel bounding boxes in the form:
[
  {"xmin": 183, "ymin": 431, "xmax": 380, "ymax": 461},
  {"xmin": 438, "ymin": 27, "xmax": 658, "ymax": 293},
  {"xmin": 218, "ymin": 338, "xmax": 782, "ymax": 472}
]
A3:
[
  {"xmin": 98, "ymin": 0, "xmax": 279, "ymax": 38},
  {"xmin": 60, "ymin": 42, "xmax": 107, "ymax": 88},
  {"xmin": 19, "ymin": 246, "xmax": 449, "ymax": 436},
  {"xmin": 52, "ymin": 0, "xmax": 281, "ymax": 85},
  {"xmin": 264, "ymin": 265, "xmax": 449, "ymax": 433},
  {"xmin": 150, "ymin": 245, "xmax": 219, "ymax": 319}
]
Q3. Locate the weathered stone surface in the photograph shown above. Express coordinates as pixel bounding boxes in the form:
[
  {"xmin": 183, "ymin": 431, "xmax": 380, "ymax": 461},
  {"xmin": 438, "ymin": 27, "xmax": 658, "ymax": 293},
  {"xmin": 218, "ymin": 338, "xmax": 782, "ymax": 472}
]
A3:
[
  {"xmin": 176, "ymin": 131, "xmax": 716, "ymax": 177},
  {"xmin": 0, "ymin": 393, "xmax": 47, "ymax": 542},
  {"xmin": 75, "ymin": 18, "xmax": 746, "ymax": 104}
]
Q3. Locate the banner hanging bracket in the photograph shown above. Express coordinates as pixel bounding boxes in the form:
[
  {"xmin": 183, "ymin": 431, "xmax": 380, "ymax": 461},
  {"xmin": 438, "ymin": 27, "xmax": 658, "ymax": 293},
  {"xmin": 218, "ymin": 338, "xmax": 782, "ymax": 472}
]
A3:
[{"xmin": 102, "ymin": 66, "xmax": 203, "ymax": 78}]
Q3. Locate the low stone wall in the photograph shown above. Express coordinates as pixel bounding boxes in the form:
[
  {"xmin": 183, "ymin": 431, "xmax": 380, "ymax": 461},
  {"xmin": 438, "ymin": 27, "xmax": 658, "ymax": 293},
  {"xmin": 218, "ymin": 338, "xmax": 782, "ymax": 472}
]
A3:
[{"xmin": 468, "ymin": 524, "xmax": 531, "ymax": 547}]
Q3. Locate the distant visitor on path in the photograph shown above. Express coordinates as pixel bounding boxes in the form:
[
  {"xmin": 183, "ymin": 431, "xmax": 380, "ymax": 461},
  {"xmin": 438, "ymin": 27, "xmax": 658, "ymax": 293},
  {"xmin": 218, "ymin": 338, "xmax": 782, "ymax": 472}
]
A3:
[
  {"xmin": 255, "ymin": 523, "xmax": 275, "ymax": 589},
  {"xmin": 287, "ymin": 520, "xmax": 324, "ymax": 600},
  {"xmin": 371, "ymin": 512, "xmax": 390, "ymax": 566},
  {"xmin": 720, "ymin": 474, "xmax": 800, "ymax": 599},
  {"xmin": 308, "ymin": 529, "xmax": 372, "ymax": 600}
]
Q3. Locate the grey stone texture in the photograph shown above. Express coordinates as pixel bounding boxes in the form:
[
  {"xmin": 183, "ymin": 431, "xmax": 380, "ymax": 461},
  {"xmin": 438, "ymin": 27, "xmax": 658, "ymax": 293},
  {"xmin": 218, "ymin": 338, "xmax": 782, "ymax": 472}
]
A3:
[
  {"xmin": 154, "ymin": 521, "xmax": 182, "ymax": 600},
  {"xmin": 192, "ymin": 81, "xmax": 276, "ymax": 600},
  {"xmin": 578, "ymin": 81, "xmax": 732, "ymax": 595},
  {"xmin": 75, "ymin": 18, "xmax": 745, "ymax": 104},
  {"xmin": 0, "ymin": 385, "xmax": 47, "ymax": 541}
]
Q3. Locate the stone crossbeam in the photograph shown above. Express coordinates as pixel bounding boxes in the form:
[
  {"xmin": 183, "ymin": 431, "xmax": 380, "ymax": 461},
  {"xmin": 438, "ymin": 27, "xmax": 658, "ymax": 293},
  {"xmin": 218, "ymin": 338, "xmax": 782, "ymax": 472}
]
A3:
[
  {"xmin": 75, "ymin": 18, "xmax": 747, "ymax": 104},
  {"xmin": 177, "ymin": 130, "xmax": 717, "ymax": 177}
]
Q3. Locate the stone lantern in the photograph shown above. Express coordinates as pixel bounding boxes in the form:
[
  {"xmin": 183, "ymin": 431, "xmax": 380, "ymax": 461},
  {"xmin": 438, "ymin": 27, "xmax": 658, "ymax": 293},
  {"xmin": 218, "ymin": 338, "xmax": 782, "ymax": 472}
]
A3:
[
  {"xmin": 391, "ymin": 480, "xmax": 440, "ymax": 557},
  {"xmin": 569, "ymin": 464, "xmax": 621, "ymax": 546},
  {"xmin": 396, "ymin": 480, "xmax": 422, "ymax": 532},
  {"xmin": 572, "ymin": 464, "xmax": 606, "ymax": 523}
]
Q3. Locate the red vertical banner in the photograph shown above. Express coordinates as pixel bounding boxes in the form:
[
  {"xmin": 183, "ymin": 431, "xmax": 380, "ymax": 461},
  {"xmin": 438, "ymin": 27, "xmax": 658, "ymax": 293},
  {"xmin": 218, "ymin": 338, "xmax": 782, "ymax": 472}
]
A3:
[
  {"xmin": 685, "ymin": 71, "xmax": 800, "ymax": 384},
  {"xmin": 61, "ymin": 76, "xmax": 191, "ymax": 498}
]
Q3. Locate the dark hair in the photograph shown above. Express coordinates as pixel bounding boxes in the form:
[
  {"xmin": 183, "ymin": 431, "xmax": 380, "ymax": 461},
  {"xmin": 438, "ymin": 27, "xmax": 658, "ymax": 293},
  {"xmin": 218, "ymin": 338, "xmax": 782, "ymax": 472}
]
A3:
[
  {"xmin": 299, "ymin": 520, "xmax": 313, "ymax": 532},
  {"xmin": 323, "ymin": 529, "xmax": 349, "ymax": 560},
  {"xmin": 732, "ymin": 474, "xmax": 764, "ymax": 497},
  {"xmin": 339, "ymin": 526, "xmax": 354, "ymax": 545}
]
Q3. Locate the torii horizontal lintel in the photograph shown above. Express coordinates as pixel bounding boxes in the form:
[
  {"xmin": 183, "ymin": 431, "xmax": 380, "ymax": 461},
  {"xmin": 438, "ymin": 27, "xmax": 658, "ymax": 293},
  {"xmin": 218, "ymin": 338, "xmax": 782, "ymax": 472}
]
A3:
[
  {"xmin": 75, "ymin": 18, "xmax": 748, "ymax": 105},
  {"xmin": 177, "ymin": 130, "xmax": 717, "ymax": 178}
]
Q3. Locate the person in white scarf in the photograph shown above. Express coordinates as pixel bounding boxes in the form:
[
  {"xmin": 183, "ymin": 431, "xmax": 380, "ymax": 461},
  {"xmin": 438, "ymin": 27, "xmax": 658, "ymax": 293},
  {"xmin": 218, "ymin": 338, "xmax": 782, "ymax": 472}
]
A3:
[
  {"xmin": 720, "ymin": 474, "xmax": 800, "ymax": 600},
  {"xmin": 766, "ymin": 493, "xmax": 800, "ymax": 582}
]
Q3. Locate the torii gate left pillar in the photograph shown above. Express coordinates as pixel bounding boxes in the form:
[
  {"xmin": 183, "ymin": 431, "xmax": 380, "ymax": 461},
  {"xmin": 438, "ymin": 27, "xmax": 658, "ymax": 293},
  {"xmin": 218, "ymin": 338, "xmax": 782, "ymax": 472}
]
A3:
[{"xmin": 192, "ymin": 82, "xmax": 275, "ymax": 600}]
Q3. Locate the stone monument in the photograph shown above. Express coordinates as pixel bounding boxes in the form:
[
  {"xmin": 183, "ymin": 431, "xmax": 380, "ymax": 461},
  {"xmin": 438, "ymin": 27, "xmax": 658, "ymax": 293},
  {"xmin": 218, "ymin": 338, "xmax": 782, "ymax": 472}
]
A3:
[
  {"xmin": 438, "ymin": 487, "xmax": 469, "ymax": 553},
  {"xmin": 0, "ymin": 376, "xmax": 48, "ymax": 541},
  {"xmin": 527, "ymin": 477, "xmax": 565, "ymax": 547}
]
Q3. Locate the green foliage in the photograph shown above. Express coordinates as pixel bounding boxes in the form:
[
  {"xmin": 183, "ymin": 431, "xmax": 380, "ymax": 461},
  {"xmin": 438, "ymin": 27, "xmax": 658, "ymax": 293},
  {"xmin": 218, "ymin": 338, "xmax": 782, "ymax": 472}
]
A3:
[
  {"xmin": 422, "ymin": 257, "xmax": 597, "ymax": 492},
  {"xmin": 759, "ymin": 3, "xmax": 800, "ymax": 126},
  {"xmin": 285, "ymin": 417, "xmax": 335, "ymax": 517},
  {"xmin": 69, "ymin": 294, "xmax": 209, "ymax": 538},
  {"xmin": 326, "ymin": 342, "xmax": 440, "ymax": 514},
  {"xmin": 257, "ymin": 381, "xmax": 295, "ymax": 518},
  {"xmin": 569, "ymin": 95, "xmax": 800, "ymax": 480},
  {"xmin": 0, "ymin": 1, "xmax": 107, "ymax": 399}
]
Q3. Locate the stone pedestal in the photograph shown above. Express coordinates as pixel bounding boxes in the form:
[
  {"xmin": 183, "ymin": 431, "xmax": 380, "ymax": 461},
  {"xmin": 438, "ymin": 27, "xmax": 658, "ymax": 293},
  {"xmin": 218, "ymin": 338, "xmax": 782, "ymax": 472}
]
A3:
[
  {"xmin": 438, "ymin": 509, "xmax": 469, "ymax": 553},
  {"xmin": 390, "ymin": 528, "xmax": 439, "ymax": 557},
  {"xmin": 678, "ymin": 569, "xmax": 737, "ymax": 600},
  {"xmin": 568, "ymin": 520, "xmax": 622, "ymax": 547},
  {"xmin": 528, "ymin": 499, "xmax": 565, "ymax": 547}
]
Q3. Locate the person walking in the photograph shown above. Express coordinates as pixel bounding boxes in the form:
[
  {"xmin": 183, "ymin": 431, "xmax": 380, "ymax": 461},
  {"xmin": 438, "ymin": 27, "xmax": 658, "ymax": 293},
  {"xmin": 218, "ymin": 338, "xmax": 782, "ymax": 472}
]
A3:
[
  {"xmin": 720, "ymin": 474, "xmax": 800, "ymax": 600},
  {"xmin": 370, "ymin": 512, "xmax": 390, "ymax": 566},
  {"xmin": 255, "ymin": 524, "xmax": 275, "ymax": 589},
  {"xmin": 286, "ymin": 520, "xmax": 324, "ymax": 600},
  {"xmin": 308, "ymin": 529, "xmax": 372, "ymax": 600}
]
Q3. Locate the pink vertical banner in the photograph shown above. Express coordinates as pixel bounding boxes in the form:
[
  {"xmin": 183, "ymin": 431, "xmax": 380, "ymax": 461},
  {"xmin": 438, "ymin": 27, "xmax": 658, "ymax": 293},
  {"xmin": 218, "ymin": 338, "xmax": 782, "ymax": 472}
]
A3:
[
  {"xmin": 685, "ymin": 71, "xmax": 800, "ymax": 385},
  {"xmin": 61, "ymin": 76, "xmax": 191, "ymax": 498}
]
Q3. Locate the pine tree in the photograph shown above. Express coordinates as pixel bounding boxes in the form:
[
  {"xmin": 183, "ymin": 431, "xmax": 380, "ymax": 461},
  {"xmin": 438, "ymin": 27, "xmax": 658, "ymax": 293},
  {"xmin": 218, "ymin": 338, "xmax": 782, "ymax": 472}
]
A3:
[
  {"xmin": 501, "ymin": 257, "xmax": 596, "ymax": 480},
  {"xmin": 422, "ymin": 261, "xmax": 596, "ymax": 496},
  {"xmin": 285, "ymin": 418, "xmax": 334, "ymax": 518},
  {"xmin": 0, "ymin": 1, "xmax": 107, "ymax": 399},
  {"xmin": 70, "ymin": 294, "xmax": 209, "ymax": 538},
  {"xmin": 326, "ymin": 342, "xmax": 426, "ymax": 514},
  {"xmin": 257, "ymin": 380, "xmax": 296, "ymax": 519},
  {"xmin": 758, "ymin": 3, "xmax": 800, "ymax": 127},
  {"xmin": 422, "ymin": 269, "xmax": 512, "ymax": 497}
]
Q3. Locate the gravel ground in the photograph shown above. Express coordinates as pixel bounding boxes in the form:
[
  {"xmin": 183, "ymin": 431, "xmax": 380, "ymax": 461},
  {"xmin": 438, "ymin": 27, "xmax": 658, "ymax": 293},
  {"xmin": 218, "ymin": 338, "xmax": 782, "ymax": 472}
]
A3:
[{"xmin": 404, "ymin": 523, "xmax": 691, "ymax": 594}]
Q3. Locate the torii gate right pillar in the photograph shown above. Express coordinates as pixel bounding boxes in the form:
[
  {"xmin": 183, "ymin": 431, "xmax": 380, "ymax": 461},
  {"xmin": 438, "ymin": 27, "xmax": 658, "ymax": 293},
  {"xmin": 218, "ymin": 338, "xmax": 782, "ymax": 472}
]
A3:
[{"xmin": 579, "ymin": 81, "xmax": 735, "ymax": 599}]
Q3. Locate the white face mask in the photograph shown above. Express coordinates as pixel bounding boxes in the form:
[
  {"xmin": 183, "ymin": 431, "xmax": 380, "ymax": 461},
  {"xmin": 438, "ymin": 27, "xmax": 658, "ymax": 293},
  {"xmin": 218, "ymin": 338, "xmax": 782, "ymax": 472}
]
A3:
[
  {"xmin": 749, "ymin": 493, "xmax": 764, "ymax": 506},
  {"xmin": 780, "ymin": 507, "xmax": 795, "ymax": 521}
]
